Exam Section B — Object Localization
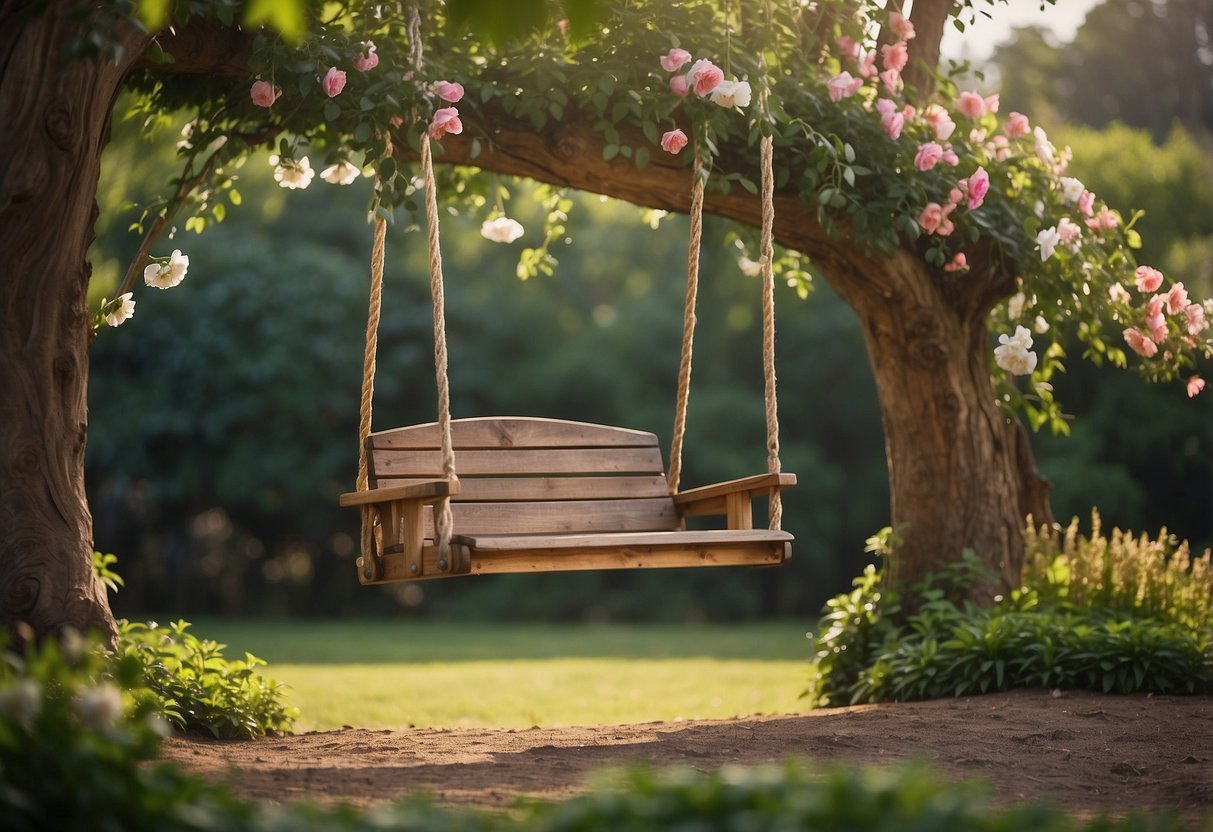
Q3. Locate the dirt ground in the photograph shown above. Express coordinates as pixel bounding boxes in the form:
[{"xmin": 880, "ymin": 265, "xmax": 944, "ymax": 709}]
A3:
[{"xmin": 162, "ymin": 689, "xmax": 1213, "ymax": 822}]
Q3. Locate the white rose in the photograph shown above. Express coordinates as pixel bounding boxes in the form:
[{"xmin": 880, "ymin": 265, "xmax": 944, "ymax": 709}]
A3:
[{"xmin": 480, "ymin": 216, "xmax": 525, "ymax": 244}]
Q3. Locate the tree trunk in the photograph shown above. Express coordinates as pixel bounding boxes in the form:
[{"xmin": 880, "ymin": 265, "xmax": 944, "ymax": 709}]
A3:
[{"xmin": 0, "ymin": 5, "xmax": 148, "ymax": 645}]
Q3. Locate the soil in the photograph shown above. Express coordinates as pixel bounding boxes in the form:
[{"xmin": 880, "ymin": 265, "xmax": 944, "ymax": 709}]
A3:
[{"xmin": 162, "ymin": 690, "xmax": 1213, "ymax": 822}]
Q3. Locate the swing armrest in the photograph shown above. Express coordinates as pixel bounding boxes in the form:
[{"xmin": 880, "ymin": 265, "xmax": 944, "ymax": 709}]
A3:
[
  {"xmin": 673, "ymin": 473, "xmax": 796, "ymax": 524},
  {"xmin": 339, "ymin": 479, "xmax": 460, "ymax": 507}
]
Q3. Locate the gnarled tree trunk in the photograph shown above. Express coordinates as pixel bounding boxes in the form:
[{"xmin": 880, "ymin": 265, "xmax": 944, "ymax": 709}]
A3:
[{"xmin": 0, "ymin": 4, "xmax": 148, "ymax": 645}]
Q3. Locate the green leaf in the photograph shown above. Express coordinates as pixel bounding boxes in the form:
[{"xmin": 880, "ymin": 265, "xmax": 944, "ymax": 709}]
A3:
[
  {"xmin": 602, "ymin": 144, "xmax": 620, "ymax": 161},
  {"xmin": 323, "ymin": 101, "xmax": 340, "ymax": 122}
]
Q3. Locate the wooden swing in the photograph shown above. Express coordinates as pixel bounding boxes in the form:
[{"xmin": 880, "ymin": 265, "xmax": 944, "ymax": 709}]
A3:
[{"xmin": 340, "ymin": 34, "xmax": 793, "ymax": 584}]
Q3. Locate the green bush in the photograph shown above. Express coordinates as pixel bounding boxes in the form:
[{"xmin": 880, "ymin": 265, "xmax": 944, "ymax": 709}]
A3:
[{"xmin": 119, "ymin": 619, "xmax": 297, "ymax": 738}]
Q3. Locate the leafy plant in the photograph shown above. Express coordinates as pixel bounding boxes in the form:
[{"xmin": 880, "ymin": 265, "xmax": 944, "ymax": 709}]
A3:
[{"xmin": 119, "ymin": 619, "xmax": 297, "ymax": 738}]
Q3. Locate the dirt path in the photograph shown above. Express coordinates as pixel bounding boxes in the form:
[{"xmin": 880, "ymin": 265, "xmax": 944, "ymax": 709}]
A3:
[{"xmin": 163, "ymin": 690, "xmax": 1213, "ymax": 821}]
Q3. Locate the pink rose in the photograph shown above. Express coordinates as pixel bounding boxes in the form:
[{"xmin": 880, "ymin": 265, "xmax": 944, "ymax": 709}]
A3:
[
  {"xmin": 857, "ymin": 50, "xmax": 878, "ymax": 79},
  {"xmin": 876, "ymin": 98, "xmax": 895, "ymax": 117},
  {"xmin": 943, "ymin": 252, "xmax": 968, "ymax": 272},
  {"xmin": 881, "ymin": 41, "xmax": 908, "ymax": 72},
  {"xmin": 1077, "ymin": 190, "xmax": 1096, "ymax": 217},
  {"xmin": 918, "ymin": 202, "xmax": 943, "ymax": 234},
  {"xmin": 1134, "ymin": 266, "xmax": 1164, "ymax": 293},
  {"xmin": 1057, "ymin": 217, "xmax": 1081, "ymax": 244},
  {"xmin": 669, "ymin": 74, "xmax": 689, "ymax": 97},
  {"xmin": 837, "ymin": 35, "xmax": 860, "ymax": 60},
  {"xmin": 1123, "ymin": 327, "xmax": 1158, "ymax": 357},
  {"xmin": 949, "ymin": 186, "xmax": 965, "ymax": 205},
  {"xmin": 323, "ymin": 66, "xmax": 347, "ymax": 97},
  {"xmin": 965, "ymin": 167, "xmax": 989, "ymax": 209},
  {"xmin": 1186, "ymin": 303, "xmax": 1208, "ymax": 335},
  {"xmin": 1085, "ymin": 208, "xmax": 1118, "ymax": 233},
  {"xmin": 955, "ymin": 91, "xmax": 985, "ymax": 119},
  {"xmin": 881, "ymin": 111, "xmax": 904, "ymax": 140},
  {"xmin": 1166, "ymin": 282, "xmax": 1190, "ymax": 315},
  {"xmin": 1003, "ymin": 112, "xmax": 1030, "ymax": 139},
  {"xmin": 1188, "ymin": 375, "xmax": 1206, "ymax": 398},
  {"xmin": 660, "ymin": 128, "xmax": 688, "ymax": 154},
  {"xmin": 879, "ymin": 68, "xmax": 901, "ymax": 95},
  {"xmin": 686, "ymin": 59, "xmax": 724, "ymax": 97},
  {"xmin": 941, "ymin": 146, "xmax": 959, "ymax": 166},
  {"xmin": 983, "ymin": 94, "xmax": 1000, "ymax": 115},
  {"xmin": 827, "ymin": 71, "xmax": 863, "ymax": 102},
  {"xmin": 938, "ymin": 202, "xmax": 957, "ymax": 236},
  {"xmin": 888, "ymin": 12, "xmax": 915, "ymax": 41},
  {"xmin": 354, "ymin": 43, "xmax": 379, "ymax": 72},
  {"xmin": 428, "ymin": 106, "xmax": 463, "ymax": 140},
  {"xmin": 923, "ymin": 105, "xmax": 956, "ymax": 141},
  {"xmin": 250, "ymin": 79, "xmax": 280, "ymax": 108},
  {"xmin": 660, "ymin": 48, "xmax": 693, "ymax": 72},
  {"xmin": 914, "ymin": 142, "xmax": 943, "ymax": 171},
  {"xmin": 433, "ymin": 81, "xmax": 465, "ymax": 103}
]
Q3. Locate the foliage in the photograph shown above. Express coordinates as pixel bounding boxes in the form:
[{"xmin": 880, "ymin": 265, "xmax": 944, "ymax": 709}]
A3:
[
  {"xmin": 807, "ymin": 520, "xmax": 1213, "ymax": 706},
  {"xmin": 119, "ymin": 619, "xmax": 297, "ymax": 738}
]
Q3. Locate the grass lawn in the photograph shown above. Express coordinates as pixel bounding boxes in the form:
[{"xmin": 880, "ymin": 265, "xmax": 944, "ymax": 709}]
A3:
[{"xmin": 185, "ymin": 619, "xmax": 815, "ymax": 731}]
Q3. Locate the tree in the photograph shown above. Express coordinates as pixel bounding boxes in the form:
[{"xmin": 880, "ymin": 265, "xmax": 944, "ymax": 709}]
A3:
[{"xmin": 2, "ymin": 0, "xmax": 1209, "ymax": 644}]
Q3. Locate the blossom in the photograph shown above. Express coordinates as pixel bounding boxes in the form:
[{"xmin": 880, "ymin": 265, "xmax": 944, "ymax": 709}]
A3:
[
  {"xmin": 876, "ymin": 99, "xmax": 903, "ymax": 140},
  {"xmin": 1035, "ymin": 315, "xmax": 1050, "ymax": 333},
  {"xmin": 1166, "ymin": 282, "xmax": 1190, "ymax": 315},
  {"xmin": 1108, "ymin": 283, "xmax": 1131, "ymax": 304},
  {"xmin": 480, "ymin": 216, "xmax": 525, "ymax": 244},
  {"xmin": 940, "ymin": 145, "xmax": 959, "ymax": 166},
  {"xmin": 918, "ymin": 202, "xmax": 955, "ymax": 236},
  {"xmin": 660, "ymin": 48, "xmax": 692, "ymax": 72},
  {"xmin": 269, "ymin": 154, "xmax": 315, "ymax": 189},
  {"xmin": 1077, "ymin": 190, "xmax": 1096, "ymax": 217},
  {"xmin": 857, "ymin": 50, "xmax": 878, "ymax": 79},
  {"xmin": 994, "ymin": 326, "xmax": 1038, "ymax": 375},
  {"xmin": 888, "ymin": 12, "xmax": 915, "ymax": 41},
  {"xmin": 738, "ymin": 256, "xmax": 764, "ymax": 277},
  {"xmin": 1188, "ymin": 376, "xmax": 1206, "ymax": 398},
  {"xmin": 955, "ymin": 91, "xmax": 986, "ymax": 119},
  {"xmin": 1186, "ymin": 303, "xmax": 1208, "ymax": 335},
  {"xmin": 1057, "ymin": 217, "xmax": 1082, "ymax": 245},
  {"xmin": 1003, "ymin": 112, "xmax": 1030, "ymax": 139},
  {"xmin": 104, "ymin": 293, "xmax": 135, "ymax": 327},
  {"xmin": 964, "ymin": 167, "xmax": 990, "ymax": 209},
  {"xmin": 354, "ymin": 42, "xmax": 379, "ymax": 72},
  {"xmin": 686, "ymin": 59, "xmax": 724, "ymax": 97},
  {"xmin": 827, "ymin": 71, "xmax": 863, "ymax": 102},
  {"xmin": 433, "ymin": 80, "xmax": 465, "ymax": 103},
  {"xmin": 320, "ymin": 161, "xmax": 360, "ymax": 185},
  {"xmin": 709, "ymin": 79, "xmax": 752, "ymax": 109},
  {"xmin": 943, "ymin": 252, "xmax": 968, "ymax": 273},
  {"xmin": 0, "ymin": 679, "xmax": 42, "ymax": 725},
  {"xmin": 1008, "ymin": 292, "xmax": 1026, "ymax": 319},
  {"xmin": 73, "ymin": 683, "xmax": 123, "ymax": 729},
  {"xmin": 250, "ymin": 79, "xmax": 280, "ymax": 108},
  {"xmin": 837, "ymin": 35, "xmax": 861, "ymax": 59},
  {"xmin": 144, "ymin": 249, "xmax": 189, "ymax": 288},
  {"xmin": 323, "ymin": 66, "xmax": 347, "ymax": 97},
  {"xmin": 1034, "ymin": 126, "xmax": 1055, "ymax": 165},
  {"xmin": 669, "ymin": 74, "xmax": 689, "ymax": 97},
  {"xmin": 983, "ymin": 93, "xmax": 1000, "ymax": 114},
  {"xmin": 1036, "ymin": 226, "xmax": 1060, "ymax": 261},
  {"xmin": 879, "ymin": 69, "xmax": 902, "ymax": 95},
  {"xmin": 1059, "ymin": 177, "xmax": 1085, "ymax": 204},
  {"xmin": 1123, "ymin": 327, "xmax": 1158, "ymax": 357},
  {"xmin": 923, "ymin": 105, "xmax": 956, "ymax": 141},
  {"xmin": 1085, "ymin": 207, "xmax": 1118, "ymax": 234},
  {"xmin": 986, "ymin": 134, "xmax": 1011, "ymax": 161},
  {"xmin": 914, "ymin": 142, "xmax": 943, "ymax": 171},
  {"xmin": 428, "ymin": 107, "xmax": 463, "ymax": 140},
  {"xmin": 881, "ymin": 41, "xmax": 908, "ymax": 72},
  {"xmin": 660, "ymin": 128, "xmax": 689, "ymax": 154}
]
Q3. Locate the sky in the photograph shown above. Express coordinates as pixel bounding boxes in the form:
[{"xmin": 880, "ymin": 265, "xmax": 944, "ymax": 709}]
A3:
[{"xmin": 939, "ymin": 0, "xmax": 1105, "ymax": 63}]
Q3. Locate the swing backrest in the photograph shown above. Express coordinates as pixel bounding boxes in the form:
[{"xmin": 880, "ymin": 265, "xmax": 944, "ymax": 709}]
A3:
[{"xmin": 365, "ymin": 417, "xmax": 682, "ymax": 538}]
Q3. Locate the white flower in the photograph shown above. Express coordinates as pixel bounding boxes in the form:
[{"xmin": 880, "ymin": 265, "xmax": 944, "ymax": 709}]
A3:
[
  {"xmin": 1007, "ymin": 291, "xmax": 1026, "ymax": 319},
  {"xmin": 1034, "ymin": 126, "xmax": 1055, "ymax": 165},
  {"xmin": 0, "ymin": 679, "xmax": 42, "ymax": 725},
  {"xmin": 738, "ymin": 256, "xmax": 764, "ymax": 277},
  {"xmin": 320, "ymin": 161, "xmax": 360, "ymax": 185},
  {"xmin": 994, "ymin": 326, "xmax": 1038, "ymax": 376},
  {"xmin": 1034, "ymin": 315, "xmax": 1050, "ymax": 333},
  {"xmin": 709, "ymin": 79, "xmax": 752, "ymax": 109},
  {"xmin": 73, "ymin": 682, "xmax": 123, "ymax": 730},
  {"xmin": 1036, "ymin": 226, "xmax": 1060, "ymax": 261},
  {"xmin": 270, "ymin": 154, "xmax": 315, "ymax": 190},
  {"xmin": 480, "ymin": 216, "xmax": 525, "ymax": 244},
  {"xmin": 1108, "ymin": 283, "xmax": 1130, "ymax": 304},
  {"xmin": 103, "ymin": 293, "xmax": 136, "ymax": 327},
  {"xmin": 143, "ymin": 249, "xmax": 189, "ymax": 289},
  {"xmin": 1059, "ymin": 176, "xmax": 1085, "ymax": 204}
]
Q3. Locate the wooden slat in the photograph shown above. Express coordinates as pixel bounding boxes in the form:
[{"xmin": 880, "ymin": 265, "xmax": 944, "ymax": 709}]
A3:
[
  {"xmin": 367, "ymin": 475, "xmax": 671, "ymax": 502},
  {"xmin": 461, "ymin": 529, "xmax": 792, "ymax": 551},
  {"xmin": 672, "ymin": 473, "xmax": 798, "ymax": 506},
  {"xmin": 422, "ymin": 497, "xmax": 681, "ymax": 536},
  {"xmin": 372, "ymin": 446, "xmax": 666, "ymax": 478},
  {"xmin": 338, "ymin": 478, "xmax": 458, "ymax": 507},
  {"xmin": 372, "ymin": 417, "xmax": 659, "ymax": 450}
]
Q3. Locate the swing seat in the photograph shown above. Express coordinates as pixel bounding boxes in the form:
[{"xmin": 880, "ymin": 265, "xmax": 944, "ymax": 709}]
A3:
[{"xmin": 339, "ymin": 417, "xmax": 794, "ymax": 584}]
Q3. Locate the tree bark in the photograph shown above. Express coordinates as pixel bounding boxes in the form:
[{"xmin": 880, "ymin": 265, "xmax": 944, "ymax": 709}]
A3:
[{"xmin": 0, "ymin": 4, "xmax": 149, "ymax": 645}]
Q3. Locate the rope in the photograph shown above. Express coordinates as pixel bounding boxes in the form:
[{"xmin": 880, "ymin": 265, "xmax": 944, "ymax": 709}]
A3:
[
  {"xmin": 667, "ymin": 141, "xmax": 707, "ymax": 494},
  {"xmin": 357, "ymin": 210, "xmax": 388, "ymax": 580},
  {"xmin": 420, "ymin": 130, "xmax": 458, "ymax": 567},
  {"xmin": 759, "ymin": 132, "xmax": 782, "ymax": 530}
]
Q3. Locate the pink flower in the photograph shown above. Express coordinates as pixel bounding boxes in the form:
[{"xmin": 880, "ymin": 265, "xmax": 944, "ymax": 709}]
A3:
[
  {"xmin": 881, "ymin": 41, "xmax": 908, "ymax": 72},
  {"xmin": 914, "ymin": 142, "xmax": 943, "ymax": 171},
  {"xmin": 669, "ymin": 74, "xmax": 689, "ymax": 97},
  {"xmin": 686, "ymin": 59, "xmax": 724, "ymax": 97},
  {"xmin": 433, "ymin": 81, "xmax": 465, "ymax": 103},
  {"xmin": 1134, "ymin": 266, "xmax": 1165, "ymax": 293},
  {"xmin": 881, "ymin": 111, "xmax": 904, "ymax": 140},
  {"xmin": 428, "ymin": 106, "xmax": 462, "ymax": 140},
  {"xmin": 1077, "ymin": 190, "xmax": 1095, "ymax": 217},
  {"xmin": 965, "ymin": 167, "xmax": 990, "ymax": 209},
  {"xmin": 660, "ymin": 128, "xmax": 688, "ymax": 154},
  {"xmin": 949, "ymin": 186, "xmax": 965, "ymax": 205},
  {"xmin": 1123, "ymin": 327, "xmax": 1158, "ymax": 357},
  {"xmin": 250, "ymin": 79, "xmax": 280, "ymax": 108},
  {"xmin": 323, "ymin": 66, "xmax": 347, "ymax": 97},
  {"xmin": 1146, "ymin": 295, "xmax": 1167, "ymax": 341},
  {"xmin": 354, "ymin": 42, "xmax": 379, "ymax": 72},
  {"xmin": 923, "ymin": 105, "xmax": 955, "ymax": 141},
  {"xmin": 556, "ymin": 19, "xmax": 569, "ymax": 36},
  {"xmin": 941, "ymin": 145, "xmax": 959, "ymax": 166},
  {"xmin": 983, "ymin": 94, "xmax": 1000, "ymax": 115},
  {"xmin": 1057, "ymin": 217, "xmax": 1082, "ymax": 244},
  {"xmin": 827, "ymin": 71, "xmax": 863, "ymax": 102},
  {"xmin": 918, "ymin": 202, "xmax": 956, "ymax": 236},
  {"xmin": 857, "ymin": 50, "xmax": 878, "ymax": 79},
  {"xmin": 1166, "ymin": 282, "xmax": 1190, "ymax": 315},
  {"xmin": 837, "ymin": 35, "xmax": 861, "ymax": 59},
  {"xmin": 955, "ymin": 91, "xmax": 986, "ymax": 119},
  {"xmin": 1188, "ymin": 376, "xmax": 1206, "ymax": 398},
  {"xmin": 879, "ymin": 69, "xmax": 902, "ymax": 95},
  {"xmin": 1186, "ymin": 303, "xmax": 1208, "ymax": 335},
  {"xmin": 943, "ymin": 252, "xmax": 968, "ymax": 272},
  {"xmin": 660, "ymin": 48, "xmax": 692, "ymax": 72},
  {"xmin": 1085, "ymin": 208, "xmax": 1118, "ymax": 234},
  {"xmin": 1003, "ymin": 112, "xmax": 1030, "ymax": 139},
  {"xmin": 888, "ymin": 12, "xmax": 916, "ymax": 41}
]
